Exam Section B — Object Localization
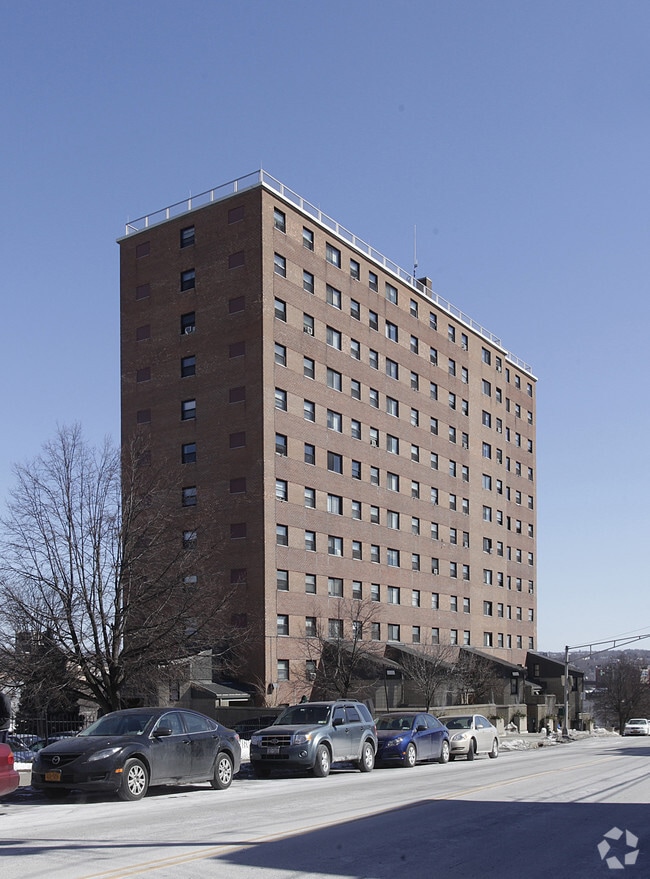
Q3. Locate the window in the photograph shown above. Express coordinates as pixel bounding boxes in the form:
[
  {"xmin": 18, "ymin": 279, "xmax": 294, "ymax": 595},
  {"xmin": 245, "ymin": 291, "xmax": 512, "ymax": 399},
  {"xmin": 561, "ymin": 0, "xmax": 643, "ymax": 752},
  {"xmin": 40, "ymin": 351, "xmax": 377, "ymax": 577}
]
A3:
[
  {"xmin": 370, "ymin": 505, "xmax": 380, "ymax": 524},
  {"xmin": 387, "ymin": 548, "xmax": 400, "ymax": 567},
  {"xmin": 385, "ymin": 321, "xmax": 398, "ymax": 342},
  {"xmin": 304, "ymin": 487, "xmax": 316, "ymax": 508},
  {"xmin": 326, "ymin": 243, "xmax": 341, "ymax": 267},
  {"xmin": 275, "ymin": 388, "xmax": 287, "ymax": 411},
  {"xmin": 386, "ymin": 358, "xmax": 398, "ymax": 379},
  {"xmin": 370, "ymin": 466, "xmax": 379, "ymax": 485},
  {"xmin": 387, "ymin": 624, "xmax": 400, "ymax": 642},
  {"xmin": 431, "ymin": 452, "xmax": 439, "ymax": 470},
  {"xmin": 351, "ymin": 419, "xmax": 361, "ymax": 439},
  {"xmin": 277, "ymin": 570, "xmax": 289, "ymax": 591},
  {"xmin": 369, "ymin": 388, "xmax": 379, "ymax": 408},
  {"xmin": 329, "ymin": 619, "xmax": 343, "ymax": 639},
  {"xmin": 304, "ymin": 399, "xmax": 315, "ymax": 421},
  {"xmin": 351, "ymin": 379, "xmax": 361, "ymax": 400},
  {"xmin": 386, "ymin": 397, "xmax": 399, "ymax": 417},
  {"xmin": 303, "ymin": 316, "xmax": 314, "ymax": 340},
  {"xmin": 387, "ymin": 472, "xmax": 399, "ymax": 492},
  {"xmin": 327, "ymin": 326, "xmax": 342, "ymax": 349},
  {"xmin": 327, "ymin": 493, "xmax": 343, "ymax": 515},
  {"xmin": 274, "ymin": 253, "xmax": 286, "ymax": 277},
  {"xmin": 386, "ymin": 282, "xmax": 398, "ymax": 304},
  {"xmin": 350, "ymin": 298, "xmax": 361, "ymax": 320},
  {"xmin": 305, "ymin": 573, "xmax": 316, "ymax": 594},
  {"xmin": 369, "ymin": 349, "xmax": 379, "ymax": 369},
  {"xmin": 181, "ymin": 311, "xmax": 196, "ymax": 336},
  {"xmin": 369, "ymin": 271, "xmax": 378, "ymax": 292},
  {"xmin": 277, "ymin": 615, "xmax": 289, "ymax": 636},
  {"xmin": 410, "ymin": 408, "xmax": 419, "ymax": 427},
  {"xmin": 181, "ymin": 399, "xmax": 196, "ymax": 421},
  {"xmin": 181, "ymin": 442, "xmax": 196, "ymax": 464},
  {"xmin": 448, "ymin": 325, "xmax": 456, "ymax": 343},
  {"xmin": 135, "ymin": 283, "xmax": 150, "ymax": 300},
  {"xmin": 410, "ymin": 371, "xmax": 419, "ymax": 390},
  {"xmin": 388, "ymin": 586, "xmax": 400, "ymax": 605},
  {"xmin": 387, "ymin": 510, "xmax": 400, "ymax": 530},
  {"xmin": 136, "ymin": 367, "xmax": 151, "ymax": 383},
  {"xmin": 303, "ymin": 226, "xmax": 314, "ymax": 250},
  {"xmin": 136, "ymin": 325, "xmax": 151, "ymax": 342},
  {"xmin": 274, "ymin": 343, "xmax": 286, "ymax": 366},
  {"xmin": 328, "ymin": 577, "xmax": 343, "ymax": 597},
  {"xmin": 410, "ymin": 298, "xmax": 419, "ymax": 317},
  {"xmin": 180, "ymin": 226, "xmax": 195, "ymax": 248},
  {"xmin": 274, "ymin": 208, "xmax": 286, "ymax": 232},
  {"xmin": 183, "ymin": 529, "xmax": 197, "ymax": 549},
  {"xmin": 371, "ymin": 583, "xmax": 380, "ymax": 601},
  {"xmin": 276, "ymin": 524, "xmax": 288, "ymax": 546},
  {"xmin": 274, "ymin": 298, "xmax": 286, "ymax": 320},
  {"xmin": 276, "ymin": 479, "xmax": 288, "ymax": 501},
  {"xmin": 482, "ymin": 379, "xmax": 492, "ymax": 397},
  {"xmin": 450, "ymin": 629, "xmax": 458, "ymax": 645},
  {"xmin": 412, "ymin": 554, "xmax": 421, "ymax": 571},
  {"xmin": 304, "ymin": 356, "xmax": 315, "ymax": 379},
  {"xmin": 305, "ymin": 617, "xmax": 317, "ymax": 637},
  {"xmin": 327, "ymin": 368, "xmax": 342, "ymax": 391},
  {"xmin": 228, "ymin": 296, "xmax": 245, "ymax": 314},
  {"xmin": 350, "ymin": 339, "xmax": 361, "ymax": 360},
  {"xmin": 352, "ymin": 540, "xmax": 362, "ymax": 560},
  {"xmin": 412, "ymin": 516, "xmax": 421, "ymax": 535},
  {"xmin": 271, "ymin": 434, "xmax": 286, "ymax": 458},
  {"xmin": 182, "ymin": 486, "xmax": 197, "ymax": 507},
  {"xmin": 353, "ymin": 580, "xmax": 363, "ymax": 599},
  {"xmin": 180, "ymin": 269, "xmax": 195, "ymax": 291},
  {"xmin": 305, "ymin": 530, "xmax": 316, "ymax": 551},
  {"xmin": 369, "ymin": 310, "xmax": 379, "ymax": 330},
  {"xmin": 328, "ymin": 535, "xmax": 343, "ymax": 556},
  {"xmin": 411, "ymin": 444, "xmax": 420, "ymax": 462},
  {"xmin": 136, "ymin": 241, "xmax": 150, "ymax": 258},
  {"xmin": 303, "ymin": 270, "xmax": 314, "ymax": 294},
  {"xmin": 304, "ymin": 443, "xmax": 316, "ymax": 465},
  {"xmin": 352, "ymin": 500, "xmax": 362, "ymax": 520},
  {"xmin": 350, "ymin": 258, "xmax": 360, "ymax": 280},
  {"xmin": 181, "ymin": 355, "xmax": 196, "ymax": 378},
  {"xmin": 327, "ymin": 451, "xmax": 342, "ymax": 473},
  {"xmin": 351, "ymin": 460, "xmax": 361, "ymax": 479},
  {"xmin": 411, "ymin": 480, "xmax": 420, "ymax": 499},
  {"xmin": 327, "ymin": 409, "xmax": 342, "ymax": 432},
  {"xmin": 449, "ymin": 358, "xmax": 456, "ymax": 377},
  {"xmin": 412, "ymin": 626, "xmax": 421, "ymax": 644},
  {"xmin": 430, "ymin": 347, "xmax": 438, "ymax": 365},
  {"xmin": 326, "ymin": 285, "xmax": 341, "ymax": 309}
]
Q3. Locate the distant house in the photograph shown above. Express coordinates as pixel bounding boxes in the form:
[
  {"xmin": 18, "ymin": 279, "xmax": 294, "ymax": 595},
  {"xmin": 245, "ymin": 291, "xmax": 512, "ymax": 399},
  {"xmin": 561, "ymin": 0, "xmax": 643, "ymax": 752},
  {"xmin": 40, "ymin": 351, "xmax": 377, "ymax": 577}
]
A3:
[{"xmin": 526, "ymin": 652, "xmax": 587, "ymax": 731}]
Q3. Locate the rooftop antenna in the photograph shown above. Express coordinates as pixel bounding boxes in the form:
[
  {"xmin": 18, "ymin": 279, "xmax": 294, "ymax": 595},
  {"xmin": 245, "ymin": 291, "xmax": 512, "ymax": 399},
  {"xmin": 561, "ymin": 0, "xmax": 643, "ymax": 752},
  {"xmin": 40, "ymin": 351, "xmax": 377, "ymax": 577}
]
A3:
[{"xmin": 413, "ymin": 225, "xmax": 418, "ymax": 279}]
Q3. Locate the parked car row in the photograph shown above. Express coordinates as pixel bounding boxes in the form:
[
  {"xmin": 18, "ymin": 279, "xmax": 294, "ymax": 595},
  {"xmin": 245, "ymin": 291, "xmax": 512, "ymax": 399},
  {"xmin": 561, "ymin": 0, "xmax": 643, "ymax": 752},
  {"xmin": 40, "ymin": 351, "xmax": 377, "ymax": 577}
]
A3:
[{"xmin": 6, "ymin": 703, "xmax": 500, "ymax": 802}]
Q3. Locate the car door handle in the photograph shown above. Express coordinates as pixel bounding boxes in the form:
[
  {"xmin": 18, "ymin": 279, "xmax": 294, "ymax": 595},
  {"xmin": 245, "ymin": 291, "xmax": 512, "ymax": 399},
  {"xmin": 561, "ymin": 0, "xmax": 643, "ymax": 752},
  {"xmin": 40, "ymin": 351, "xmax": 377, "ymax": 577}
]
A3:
[{"xmin": 182, "ymin": 739, "xmax": 191, "ymax": 745}]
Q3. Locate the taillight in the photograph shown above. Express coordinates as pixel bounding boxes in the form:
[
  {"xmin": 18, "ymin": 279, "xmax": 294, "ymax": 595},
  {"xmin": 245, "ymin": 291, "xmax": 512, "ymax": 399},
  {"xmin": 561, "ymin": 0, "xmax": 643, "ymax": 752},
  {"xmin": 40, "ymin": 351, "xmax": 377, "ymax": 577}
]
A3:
[{"xmin": 6, "ymin": 751, "xmax": 15, "ymax": 767}]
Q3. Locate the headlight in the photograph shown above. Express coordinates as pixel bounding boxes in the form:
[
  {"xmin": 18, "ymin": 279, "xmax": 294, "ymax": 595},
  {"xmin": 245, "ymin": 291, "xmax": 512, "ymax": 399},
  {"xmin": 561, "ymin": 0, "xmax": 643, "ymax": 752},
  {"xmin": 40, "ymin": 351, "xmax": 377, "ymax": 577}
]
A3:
[
  {"xmin": 388, "ymin": 736, "xmax": 404, "ymax": 746},
  {"xmin": 451, "ymin": 733, "xmax": 469, "ymax": 742},
  {"xmin": 88, "ymin": 747, "xmax": 123, "ymax": 762},
  {"xmin": 293, "ymin": 733, "xmax": 312, "ymax": 745},
  {"xmin": 250, "ymin": 735, "xmax": 261, "ymax": 745}
]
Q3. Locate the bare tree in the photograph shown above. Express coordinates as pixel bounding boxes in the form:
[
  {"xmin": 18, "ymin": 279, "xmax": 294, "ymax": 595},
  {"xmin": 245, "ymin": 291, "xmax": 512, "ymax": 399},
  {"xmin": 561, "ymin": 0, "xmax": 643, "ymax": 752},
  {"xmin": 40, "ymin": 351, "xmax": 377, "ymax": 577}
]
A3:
[
  {"xmin": 297, "ymin": 598, "xmax": 384, "ymax": 700},
  {"xmin": 0, "ymin": 425, "xmax": 240, "ymax": 714},
  {"xmin": 396, "ymin": 641, "xmax": 456, "ymax": 711},
  {"xmin": 593, "ymin": 658, "xmax": 650, "ymax": 732},
  {"xmin": 453, "ymin": 649, "xmax": 503, "ymax": 705}
]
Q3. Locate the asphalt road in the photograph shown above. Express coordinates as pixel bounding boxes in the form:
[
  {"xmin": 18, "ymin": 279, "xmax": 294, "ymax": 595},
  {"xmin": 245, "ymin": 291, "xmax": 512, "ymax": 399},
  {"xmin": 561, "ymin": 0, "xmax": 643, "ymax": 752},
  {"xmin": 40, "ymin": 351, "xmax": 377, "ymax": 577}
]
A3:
[{"xmin": 1, "ymin": 735, "xmax": 648, "ymax": 879}]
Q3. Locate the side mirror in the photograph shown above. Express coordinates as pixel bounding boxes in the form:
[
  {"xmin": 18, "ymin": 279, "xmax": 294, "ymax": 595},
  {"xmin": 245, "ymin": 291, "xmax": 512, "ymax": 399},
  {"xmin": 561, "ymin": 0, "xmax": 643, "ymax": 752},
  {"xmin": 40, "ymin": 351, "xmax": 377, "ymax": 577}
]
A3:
[
  {"xmin": 333, "ymin": 717, "xmax": 344, "ymax": 727},
  {"xmin": 416, "ymin": 724, "xmax": 427, "ymax": 732},
  {"xmin": 153, "ymin": 726, "xmax": 172, "ymax": 738}
]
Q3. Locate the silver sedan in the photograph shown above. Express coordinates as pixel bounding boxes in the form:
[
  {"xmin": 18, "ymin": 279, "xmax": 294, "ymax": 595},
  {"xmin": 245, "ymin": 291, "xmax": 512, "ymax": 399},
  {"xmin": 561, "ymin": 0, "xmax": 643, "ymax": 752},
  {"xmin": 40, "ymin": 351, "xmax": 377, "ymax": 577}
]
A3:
[{"xmin": 440, "ymin": 714, "xmax": 499, "ymax": 761}]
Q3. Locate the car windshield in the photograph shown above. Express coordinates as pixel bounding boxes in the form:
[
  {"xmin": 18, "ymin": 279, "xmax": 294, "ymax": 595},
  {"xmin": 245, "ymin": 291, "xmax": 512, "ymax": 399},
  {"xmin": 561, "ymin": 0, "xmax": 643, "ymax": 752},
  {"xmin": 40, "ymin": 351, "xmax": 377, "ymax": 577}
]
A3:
[
  {"xmin": 376, "ymin": 715, "xmax": 415, "ymax": 731},
  {"xmin": 627, "ymin": 719, "xmax": 647, "ymax": 724},
  {"xmin": 275, "ymin": 705, "xmax": 331, "ymax": 726},
  {"xmin": 79, "ymin": 712, "xmax": 155, "ymax": 737},
  {"xmin": 445, "ymin": 717, "xmax": 472, "ymax": 730}
]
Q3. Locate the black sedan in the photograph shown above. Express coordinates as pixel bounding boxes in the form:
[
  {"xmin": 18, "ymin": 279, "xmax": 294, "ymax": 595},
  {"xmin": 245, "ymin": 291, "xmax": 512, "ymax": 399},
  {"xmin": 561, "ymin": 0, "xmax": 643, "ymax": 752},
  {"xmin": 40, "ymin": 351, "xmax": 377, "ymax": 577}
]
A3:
[
  {"xmin": 31, "ymin": 707, "xmax": 241, "ymax": 801},
  {"xmin": 375, "ymin": 712, "xmax": 450, "ymax": 767}
]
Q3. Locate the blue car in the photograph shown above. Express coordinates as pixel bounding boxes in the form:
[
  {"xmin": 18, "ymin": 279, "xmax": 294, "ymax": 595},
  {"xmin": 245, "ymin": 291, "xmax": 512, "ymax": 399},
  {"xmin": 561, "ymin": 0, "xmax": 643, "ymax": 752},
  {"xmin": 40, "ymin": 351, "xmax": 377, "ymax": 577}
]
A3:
[{"xmin": 375, "ymin": 712, "xmax": 450, "ymax": 768}]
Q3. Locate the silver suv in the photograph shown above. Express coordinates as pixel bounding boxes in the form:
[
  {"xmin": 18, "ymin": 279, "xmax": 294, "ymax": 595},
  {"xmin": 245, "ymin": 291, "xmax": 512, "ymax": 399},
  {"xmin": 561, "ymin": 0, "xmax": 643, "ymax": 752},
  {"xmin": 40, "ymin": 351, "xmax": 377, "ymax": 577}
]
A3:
[{"xmin": 250, "ymin": 700, "xmax": 377, "ymax": 778}]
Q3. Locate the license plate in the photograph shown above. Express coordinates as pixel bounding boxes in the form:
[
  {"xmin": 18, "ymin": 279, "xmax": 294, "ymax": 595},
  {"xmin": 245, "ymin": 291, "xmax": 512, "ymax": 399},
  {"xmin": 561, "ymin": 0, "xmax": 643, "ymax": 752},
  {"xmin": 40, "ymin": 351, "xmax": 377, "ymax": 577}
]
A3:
[
  {"xmin": 265, "ymin": 747, "xmax": 280, "ymax": 755},
  {"xmin": 45, "ymin": 771, "xmax": 62, "ymax": 782}
]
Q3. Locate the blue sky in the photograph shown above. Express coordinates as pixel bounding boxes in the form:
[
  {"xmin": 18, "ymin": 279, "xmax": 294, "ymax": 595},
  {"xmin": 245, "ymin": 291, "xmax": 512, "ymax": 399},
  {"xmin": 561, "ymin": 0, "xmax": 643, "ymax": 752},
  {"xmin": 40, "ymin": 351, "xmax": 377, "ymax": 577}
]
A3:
[{"xmin": 3, "ymin": 0, "xmax": 650, "ymax": 653}]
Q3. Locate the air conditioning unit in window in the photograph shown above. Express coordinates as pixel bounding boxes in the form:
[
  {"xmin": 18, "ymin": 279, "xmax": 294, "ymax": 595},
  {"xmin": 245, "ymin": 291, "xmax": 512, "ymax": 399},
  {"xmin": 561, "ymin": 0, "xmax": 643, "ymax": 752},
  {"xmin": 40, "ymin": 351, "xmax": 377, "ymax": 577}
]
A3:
[
  {"xmin": 184, "ymin": 326, "xmax": 196, "ymax": 334},
  {"xmin": 370, "ymin": 439, "xmax": 378, "ymax": 447},
  {"xmin": 303, "ymin": 326, "xmax": 314, "ymax": 335}
]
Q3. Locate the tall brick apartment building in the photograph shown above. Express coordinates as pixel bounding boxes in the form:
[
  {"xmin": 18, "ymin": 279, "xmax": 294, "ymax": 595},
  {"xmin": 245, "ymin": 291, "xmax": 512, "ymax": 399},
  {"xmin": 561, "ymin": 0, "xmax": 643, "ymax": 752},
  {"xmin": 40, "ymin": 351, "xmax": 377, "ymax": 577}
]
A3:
[{"xmin": 119, "ymin": 171, "xmax": 537, "ymax": 705}]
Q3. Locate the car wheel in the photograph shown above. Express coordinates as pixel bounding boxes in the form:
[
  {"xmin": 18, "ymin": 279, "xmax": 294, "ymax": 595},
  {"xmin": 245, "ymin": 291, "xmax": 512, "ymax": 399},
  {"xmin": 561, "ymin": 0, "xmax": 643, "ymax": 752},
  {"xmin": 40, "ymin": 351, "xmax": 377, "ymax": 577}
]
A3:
[
  {"xmin": 252, "ymin": 763, "xmax": 271, "ymax": 779},
  {"xmin": 438, "ymin": 740, "xmax": 450, "ymax": 764},
  {"xmin": 118, "ymin": 758, "xmax": 149, "ymax": 801},
  {"xmin": 358, "ymin": 740, "xmax": 375, "ymax": 773},
  {"xmin": 448, "ymin": 754, "xmax": 456, "ymax": 762},
  {"xmin": 403, "ymin": 743, "xmax": 417, "ymax": 768},
  {"xmin": 313, "ymin": 744, "xmax": 331, "ymax": 778},
  {"xmin": 488, "ymin": 738, "xmax": 499, "ymax": 759},
  {"xmin": 466, "ymin": 740, "xmax": 476, "ymax": 761},
  {"xmin": 210, "ymin": 751, "xmax": 234, "ymax": 789}
]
